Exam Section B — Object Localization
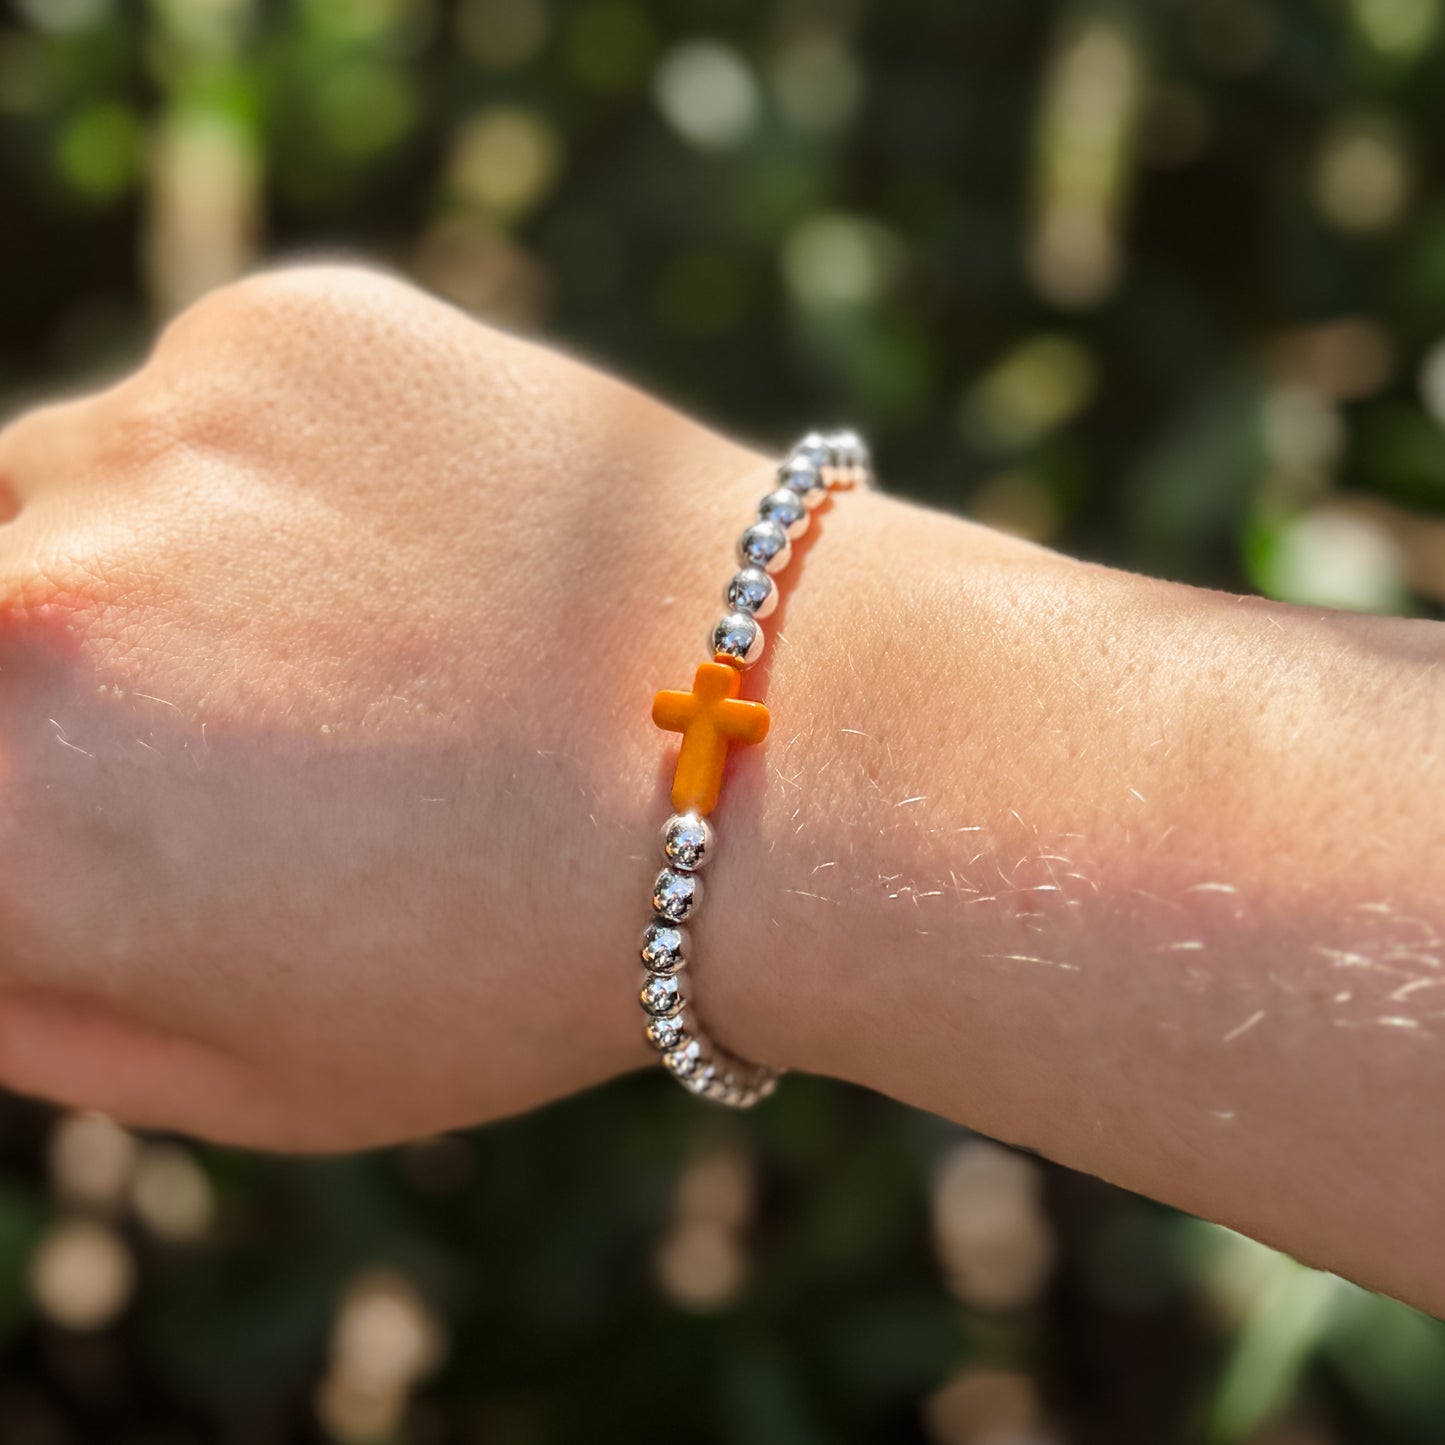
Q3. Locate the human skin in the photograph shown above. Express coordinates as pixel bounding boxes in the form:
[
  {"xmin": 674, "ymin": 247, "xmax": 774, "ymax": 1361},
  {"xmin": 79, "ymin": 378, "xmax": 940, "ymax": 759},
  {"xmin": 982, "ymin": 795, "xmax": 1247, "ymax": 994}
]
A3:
[{"xmin": 1, "ymin": 267, "xmax": 1442, "ymax": 1313}]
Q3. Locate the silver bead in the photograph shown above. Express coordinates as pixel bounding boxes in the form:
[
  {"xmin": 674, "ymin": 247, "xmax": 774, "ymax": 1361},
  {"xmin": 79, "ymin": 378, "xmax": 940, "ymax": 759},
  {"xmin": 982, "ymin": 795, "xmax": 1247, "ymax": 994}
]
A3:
[
  {"xmin": 646, "ymin": 1010, "xmax": 688, "ymax": 1051},
  {"xmin": 778, "ymin": 455, "xmax": 826, "ymax": 510},
  {"xmin": 711, "ymin": 610, "xmax": 765, "ymax": 667},
  {"xmin": 663, "ymin": 1038, "xmax": 707, "ymax": 1078},
  {"xmin": 826, "ymin": 427, "xmax": 865, "ymax": 460},
  {"xmin": 661, "ymin": 812, "xmax": 714, "ymax": 871},
  {"xmin": 652, "ymin": 868, "xmax": 702, "ymax": 923},
  {"xmin": 641, "ymin": 920, "xmax": 688, "ymax": 973},
  {"xmin": 640, "ymin": 970, "xmax": 687, "ymax": 1017},
  {"xmin": 758, "ymin": 487, "xmax": 810, "ymax": 539},
  {"xmin": 725, "ymin": 565, "xmax": 777, "ymax": 619},
  {"xmin": 791, "ymin": 431, "xmax": 833, "ymax": 474},
  {"xmin": 738, "ymin": 518, "xmax": 792, "ymax": 573},
  {"xmin": 825, "ymin": 428, "xmax": 870, "ymax": 486}
]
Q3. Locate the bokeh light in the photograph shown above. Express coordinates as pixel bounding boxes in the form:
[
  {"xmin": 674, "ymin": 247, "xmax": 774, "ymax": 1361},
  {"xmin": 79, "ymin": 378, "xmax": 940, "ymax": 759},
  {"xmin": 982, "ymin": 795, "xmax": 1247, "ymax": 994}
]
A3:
[
  {"xmin": 29, "ymin": 1219, "xmax": 134, "ymax": 1332},
  {"xmin": 1029, "ymin": 16, "xmax": 1140, "ymax": 308},
  {"xmin": 457, "ymin": 0, "xmax": 548, "ymax": 70},
  {"xmin": 653, "ymin": 40, "xmax": 759, "ymax": 152},
  {"xmin": 931, "ymin": 1139, "xmax": 1054, "ymax": 1313},
  {"xmin": 654, "ymin": 1136, "xmax": 755, "ymax": 1312},
  {"xmin": 447, "ymin": 106, "xmax": 562, "ymax": 219},
  {"xmin": 47, "ymin": 1114, "xmax": 137, "ymax": 1210},
  {"xmin": 317, "ymin": 1267, "xmax": 445, "ymax": 1443},
  {"xmin": 923, "ymin": 1366, "xmax": 1055, "ymax": 1445},
  {"xmin": 1313, "ymin": 114, "xmax": 1413, "ymax": 235},
  {"xmin": 129, "ymin": 1143, "xmax": 217, "ymax": 1243},
  {"xmin": 1351, "ymin": 0, "xmax": 1440, "ymax": 59},
  {"xmin": 783, "ymin": 213, "xmax": 901, "ymax": 311}
]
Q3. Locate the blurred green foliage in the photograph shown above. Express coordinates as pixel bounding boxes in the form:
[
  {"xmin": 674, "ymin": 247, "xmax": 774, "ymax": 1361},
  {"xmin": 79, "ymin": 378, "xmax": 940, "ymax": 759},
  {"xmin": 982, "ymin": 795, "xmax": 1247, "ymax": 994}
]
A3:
[{"xmin": 3, "ymin": 1, "xmax": 1445, "ymax": 1442}]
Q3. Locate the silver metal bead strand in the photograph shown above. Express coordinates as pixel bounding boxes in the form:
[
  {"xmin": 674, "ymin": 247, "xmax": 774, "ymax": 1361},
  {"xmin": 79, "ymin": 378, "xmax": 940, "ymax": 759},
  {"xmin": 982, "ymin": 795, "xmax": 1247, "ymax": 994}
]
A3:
[
  {"xmin": 738, "ymin": 518, "xmax": 792, "ymax": 573},
  {"xmin": 712, "ymin": 610, "xmax": 765, "ymax": 667},
  {"xmin": 758, "ymin": 487, "xmax": 810, "ymax": 538},
  {"xmin": 641, "ymin": 920, "xmax": 688, "ymax": 973},
  {"xmin": 725, "ymin": 565, "xmax": 777, "ymax": 619},
  {"xmin": 661, "ymin": 812, "xmax": 714, "ymax": 871},
  {"xmin": 637, "ymin": 427, "xmax": 869, "ymax": 1111},
  {"xmin": 640, "ymin": 970, "xmax": 688, "ymax": 1017},
  {"xmin": 652, "ymin": 868, "xmax": 702, "ymax": 923}
]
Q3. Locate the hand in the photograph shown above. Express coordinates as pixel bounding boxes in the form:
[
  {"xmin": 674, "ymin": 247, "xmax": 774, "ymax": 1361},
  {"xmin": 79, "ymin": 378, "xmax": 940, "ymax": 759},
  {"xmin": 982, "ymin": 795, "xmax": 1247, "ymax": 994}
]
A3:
[{"xmin": 0, "ymin": 264, "xmax": 779, "ymax": 1148}]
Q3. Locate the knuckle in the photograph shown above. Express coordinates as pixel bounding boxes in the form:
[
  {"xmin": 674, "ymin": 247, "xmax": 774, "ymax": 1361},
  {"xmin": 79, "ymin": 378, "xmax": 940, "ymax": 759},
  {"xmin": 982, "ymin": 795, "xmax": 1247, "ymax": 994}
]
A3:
[
  {"xmin": 154, "ymin": 261, "xmax": 419, "ymax": 360},
  {"xmin": 0, "ymin": 392, "xmax": 102, "ymax": 469},
  {"xmin": 0, "ymin": 375, "xmax": 191, "ymax": 487},
  {"xmin": 143, "ymin": 262, "xmax": 445, "ymax": 456},
  {"xmin": 94, "ymin": 387, "xmax": 188, "ymax": 476}
]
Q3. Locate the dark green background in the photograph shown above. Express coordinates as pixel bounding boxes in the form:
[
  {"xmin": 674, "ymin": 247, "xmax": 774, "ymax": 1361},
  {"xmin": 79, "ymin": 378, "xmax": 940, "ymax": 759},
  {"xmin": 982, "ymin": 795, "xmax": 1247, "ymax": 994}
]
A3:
[{"xmin": 2, "ymin": 1, "xmax": 1444, "ymax": 1442}]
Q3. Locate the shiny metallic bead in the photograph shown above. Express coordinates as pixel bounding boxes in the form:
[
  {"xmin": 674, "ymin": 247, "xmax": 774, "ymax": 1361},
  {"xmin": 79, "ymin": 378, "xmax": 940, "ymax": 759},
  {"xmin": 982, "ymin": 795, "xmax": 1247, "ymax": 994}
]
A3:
[
  {"xmin": 652, "ymin": 868, "xmax": 702, "ymax": 923},
  {"xmin": 825, "ymin": 428, "xmax": 870, "ymax": 483},
  {"xmin": 712, "ymin": 610, "xmax": 765, "ymax": 667},
  {"xmin": 641, "ymin": 920, "xmax": 688, "ymax": 973},
  {"xmin": 758, "ymin": 487, "xmax": 810, "ymax": 539},
  {"xmin": 662, "ymin": 812, "xmax": 714, "ymax": 871},
  {"xmin": 663, "ymin": 1038, "xmax": 707, "ymax": 1078},
  {"xmin": 725, "ymin": 565, "xmax": 777, "ymax": 619},
  {"xmin": 778, "ymin": 455, "xmax": 827, "ymax": 510},
  {"xmin": 646, "ymin": 1010, "xmax": 688, "ymax": 1051},
  {"xmin": 791, "ymin": 431, "xmax": 834, "ymax": 473},
  {"xmin": 738, "ymin": 518, "xmax": 792, "ymax": 573},
  {"xmin": 640, "ymin": 970, "xmax": 687, "ymax": 1017}
]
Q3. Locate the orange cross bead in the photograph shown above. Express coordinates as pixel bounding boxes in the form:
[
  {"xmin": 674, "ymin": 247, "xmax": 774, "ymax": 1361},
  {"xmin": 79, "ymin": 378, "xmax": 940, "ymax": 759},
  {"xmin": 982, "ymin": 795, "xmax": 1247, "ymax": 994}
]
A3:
[{"xmin": 652, "ymin": 661, "xmax": 770, "ymax": 816}]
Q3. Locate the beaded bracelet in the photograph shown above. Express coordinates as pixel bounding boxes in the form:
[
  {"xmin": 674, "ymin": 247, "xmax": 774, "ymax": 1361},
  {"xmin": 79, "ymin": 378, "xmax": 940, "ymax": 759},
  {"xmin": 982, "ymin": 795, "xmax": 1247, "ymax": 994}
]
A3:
[{"xmin": 638, "ymin": 430, "xmax": 874, "ymax": 1108}]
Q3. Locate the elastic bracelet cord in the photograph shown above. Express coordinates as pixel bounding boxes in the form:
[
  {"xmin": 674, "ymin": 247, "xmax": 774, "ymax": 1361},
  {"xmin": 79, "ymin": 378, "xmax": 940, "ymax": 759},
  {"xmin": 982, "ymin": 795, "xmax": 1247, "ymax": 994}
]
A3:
[{"xmin": 639, "ymin": 430, "xmax": 874, "ymax": 1108}]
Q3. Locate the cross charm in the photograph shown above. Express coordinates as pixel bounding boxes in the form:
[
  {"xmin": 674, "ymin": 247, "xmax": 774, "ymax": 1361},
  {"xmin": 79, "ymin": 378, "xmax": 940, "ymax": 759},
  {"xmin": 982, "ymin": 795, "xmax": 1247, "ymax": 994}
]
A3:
[{"xmin": 652, "ymin": 661, "xmax": 770, "ymax": 815}]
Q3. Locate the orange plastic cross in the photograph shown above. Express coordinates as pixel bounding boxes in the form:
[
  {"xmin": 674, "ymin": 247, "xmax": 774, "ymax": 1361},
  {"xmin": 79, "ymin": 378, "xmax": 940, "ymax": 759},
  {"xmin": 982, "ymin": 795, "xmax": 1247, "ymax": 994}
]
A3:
[{"xmin": 652, "ymin": 661, "xmax": 770, "ymax": 815}]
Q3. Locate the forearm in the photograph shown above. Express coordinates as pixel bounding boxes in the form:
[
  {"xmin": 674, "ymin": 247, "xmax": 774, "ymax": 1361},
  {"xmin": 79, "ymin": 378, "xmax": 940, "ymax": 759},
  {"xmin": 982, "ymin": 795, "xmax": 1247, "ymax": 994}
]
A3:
[{"xmin": 661, "ymin": 471, "xmax": 1445, "ymax": 1312}]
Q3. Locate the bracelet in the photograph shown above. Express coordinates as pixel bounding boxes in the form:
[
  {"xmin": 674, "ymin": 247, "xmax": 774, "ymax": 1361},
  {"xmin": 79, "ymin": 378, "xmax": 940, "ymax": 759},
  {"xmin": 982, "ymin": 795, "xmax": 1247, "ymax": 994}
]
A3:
[{"xmin": 638, "ymin": 429, "xmax": 874, "ymax": 1108}]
